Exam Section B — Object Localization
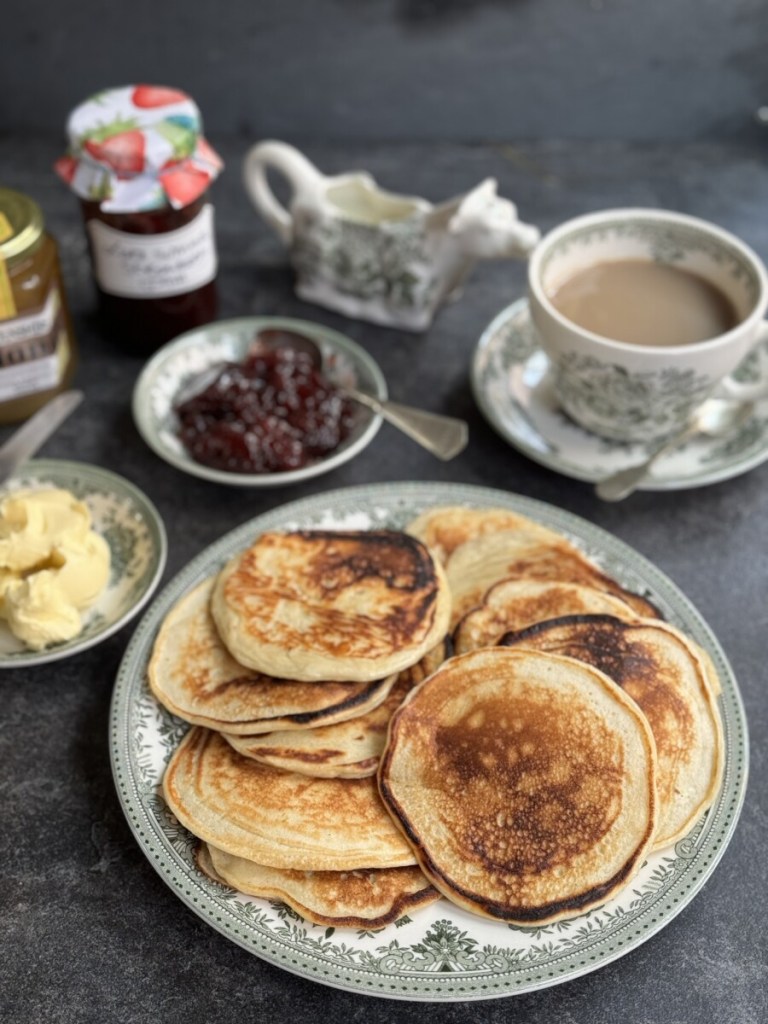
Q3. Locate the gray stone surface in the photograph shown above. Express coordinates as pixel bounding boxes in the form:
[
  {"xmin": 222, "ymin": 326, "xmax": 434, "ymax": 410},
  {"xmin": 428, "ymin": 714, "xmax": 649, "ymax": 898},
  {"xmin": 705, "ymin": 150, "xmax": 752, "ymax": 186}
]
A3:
[
  {"xmin": 3, "ymin": 0, "xmax": 768, "ymax": 142},
  {"xmin": 1, "ymin": 136, "xmax": 767, "ymax": 1022}
]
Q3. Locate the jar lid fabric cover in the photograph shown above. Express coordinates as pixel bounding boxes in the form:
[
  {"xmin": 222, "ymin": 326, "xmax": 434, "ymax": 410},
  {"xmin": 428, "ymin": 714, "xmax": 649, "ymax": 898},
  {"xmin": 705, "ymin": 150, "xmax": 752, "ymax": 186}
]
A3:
[{"xmin": 55, "ymin": 85, "xmax": 224, "ymax": 213}]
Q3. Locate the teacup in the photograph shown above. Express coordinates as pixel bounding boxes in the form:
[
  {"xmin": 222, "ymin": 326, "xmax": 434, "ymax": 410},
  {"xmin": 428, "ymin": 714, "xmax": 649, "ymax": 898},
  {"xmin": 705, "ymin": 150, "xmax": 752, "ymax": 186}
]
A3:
[{"xmin": 527, "ymin": 208, "xmax": 768, "ymax": 442}]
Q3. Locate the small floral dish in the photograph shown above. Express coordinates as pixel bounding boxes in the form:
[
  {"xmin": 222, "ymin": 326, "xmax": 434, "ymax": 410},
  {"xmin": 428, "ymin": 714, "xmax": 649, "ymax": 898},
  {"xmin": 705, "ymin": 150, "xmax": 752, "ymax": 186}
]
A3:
[
  {"xmin": 0, "ymin": 459, "xmax": 167, "ymax": 668},
  {"xmin": 132, "ymin": 316, "xmax": 387, "ymax": 487}
]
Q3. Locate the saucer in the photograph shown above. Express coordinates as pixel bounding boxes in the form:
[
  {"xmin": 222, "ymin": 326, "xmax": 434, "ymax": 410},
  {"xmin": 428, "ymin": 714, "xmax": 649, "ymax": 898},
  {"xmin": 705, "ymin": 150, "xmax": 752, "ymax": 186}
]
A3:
[
  {"xmin": 472, "ymin": 299, "xmax": 768, "ymax": 490},
  {"xmin": 0, "ymin": 460, "xmax": 166, "ymax": 667}
]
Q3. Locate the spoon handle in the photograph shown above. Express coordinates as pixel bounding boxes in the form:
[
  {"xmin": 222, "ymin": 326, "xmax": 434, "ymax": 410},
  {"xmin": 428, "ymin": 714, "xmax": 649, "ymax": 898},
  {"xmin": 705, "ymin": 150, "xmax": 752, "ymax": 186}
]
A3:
[
  {"xmin": 597, "ymin": 411, "xmax": 725, "ymax": 501},
  {"xmin": 595, "ymin": 421, "xmax": 705, "ymax": 502},
  {"xmin": 344, "ymin": 387, "xmax": 469, "ymax": 461}
]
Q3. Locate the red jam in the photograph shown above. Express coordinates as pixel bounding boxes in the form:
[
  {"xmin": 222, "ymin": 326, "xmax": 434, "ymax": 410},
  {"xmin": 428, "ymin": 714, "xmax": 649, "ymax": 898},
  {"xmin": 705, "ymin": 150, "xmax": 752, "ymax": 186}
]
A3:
[
  {"xmin": 175, "ymin": 348, "xmax": 357, "ymax": 473},
  {"xmin": 79, "ymin": 194, "xmax": 217, "ymax": 354}
]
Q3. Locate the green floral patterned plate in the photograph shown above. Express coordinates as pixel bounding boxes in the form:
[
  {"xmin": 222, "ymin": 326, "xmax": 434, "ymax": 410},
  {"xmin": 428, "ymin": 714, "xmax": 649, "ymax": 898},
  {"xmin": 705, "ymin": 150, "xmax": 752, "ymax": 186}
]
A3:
[
  {"xmin": 132, "ymin": 316, "xmax": 386, "ymax": 487},
  {"xmin": 0, "ymin": 460, "xmax": 167, "ymax": 667},
  {"xmin": 472, "ymin": 299, "xmax": 768, "ymax": 490},
  {"xmin": 110, "ymin": 482, "xmax": 747, "ymax": 1001}
]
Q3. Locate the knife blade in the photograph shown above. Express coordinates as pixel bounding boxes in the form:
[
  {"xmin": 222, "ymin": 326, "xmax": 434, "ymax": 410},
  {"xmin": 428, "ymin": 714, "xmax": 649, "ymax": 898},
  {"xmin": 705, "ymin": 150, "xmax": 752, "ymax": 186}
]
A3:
[{"xmin": 0, "ymin": 390, "xmax": 84, "ymax": 484}]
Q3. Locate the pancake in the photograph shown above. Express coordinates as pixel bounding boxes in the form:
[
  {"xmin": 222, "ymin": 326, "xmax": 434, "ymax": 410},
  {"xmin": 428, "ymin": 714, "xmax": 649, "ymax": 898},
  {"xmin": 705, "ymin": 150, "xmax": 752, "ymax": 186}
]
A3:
[
  {"xmin": 225, "ymin": 640, "xmax": 448, "ymax": 778},
  {"xmin": 378, "ymin": 647, "xmax": 657, "ymax": 925},
  {"xmin": 149, "ymin": 578, "xmax": 397, "ymax": 734},
  {"xmin": 406, "ymin": 505, "xmax": 561, "ymax": 564},
  {"xmin": 211, "ymin": 530, "xmax": 451, "ymax": 683},
  {"xmin": 453, "ymin": 579, "xmax": 638, "ymax": 655},
  {"xmin": 500, "ymin": 614, "xmax": 723, "ymax": 848},
  {"xmin": 203, "ymin": 843, "xmax": 440, "ymax": 929},
  {"xmin": 444, "ymin": 528, "xmax": 659, "ymax": 625},
  {"xmin": 163, "ymin": 727, "xmax": 417, "ymax": 870}
]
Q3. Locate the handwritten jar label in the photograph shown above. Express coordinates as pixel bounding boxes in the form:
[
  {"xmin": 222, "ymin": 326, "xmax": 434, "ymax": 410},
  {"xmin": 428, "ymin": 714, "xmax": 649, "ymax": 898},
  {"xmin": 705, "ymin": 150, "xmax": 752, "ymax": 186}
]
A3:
[{"xmin": 87, "ymin": 204, "xmax": 217, "ymax": 299}]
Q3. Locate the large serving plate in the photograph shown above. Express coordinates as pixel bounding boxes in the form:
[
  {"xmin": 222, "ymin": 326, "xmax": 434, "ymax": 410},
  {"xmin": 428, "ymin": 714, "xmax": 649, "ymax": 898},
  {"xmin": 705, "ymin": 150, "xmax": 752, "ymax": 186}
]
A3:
[{"xmin": 110, "ymin": 482, "xmax": 747, "ymax": 1001}]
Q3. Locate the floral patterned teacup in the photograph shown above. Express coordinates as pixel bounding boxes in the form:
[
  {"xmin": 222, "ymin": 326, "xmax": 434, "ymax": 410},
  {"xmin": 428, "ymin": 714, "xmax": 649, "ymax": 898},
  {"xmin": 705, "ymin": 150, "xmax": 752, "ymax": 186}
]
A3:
[
  {"xmin": 243, "ymin": 140, "xmax": 539, "ymax": 331},
  {"xmin": 528, "ymin": 208, "xmax": 768, "ymax": 442}
]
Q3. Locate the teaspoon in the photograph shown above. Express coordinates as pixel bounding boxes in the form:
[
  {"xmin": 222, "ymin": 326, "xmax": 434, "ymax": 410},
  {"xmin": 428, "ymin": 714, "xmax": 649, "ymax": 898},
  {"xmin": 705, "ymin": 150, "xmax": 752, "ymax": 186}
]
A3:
[
  {"xmin": 595, "ymin": 398, "xmax": 755, "ymax": 501},
  {"xmin": 253, "ymin": 329, "xmax": 469, "ymax": 461}
]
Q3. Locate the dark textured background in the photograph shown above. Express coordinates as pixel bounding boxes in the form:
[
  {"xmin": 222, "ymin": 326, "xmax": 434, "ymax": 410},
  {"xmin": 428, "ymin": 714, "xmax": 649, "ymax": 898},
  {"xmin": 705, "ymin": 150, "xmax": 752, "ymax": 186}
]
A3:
[
  {"xmin": 3, "ymin": 0, "xmax": 768, "ymax": 142},
  {"xmin": 1, "ymin": 4, "xmax": 768, "ymax": 1022}
]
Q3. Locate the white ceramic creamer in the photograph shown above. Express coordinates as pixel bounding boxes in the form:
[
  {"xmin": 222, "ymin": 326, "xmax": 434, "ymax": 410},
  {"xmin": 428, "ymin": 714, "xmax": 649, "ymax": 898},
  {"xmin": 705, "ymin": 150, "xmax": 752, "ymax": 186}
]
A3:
[{"xmin": 243, "ymin": 141, "xmax": 540, "ymax": 331}]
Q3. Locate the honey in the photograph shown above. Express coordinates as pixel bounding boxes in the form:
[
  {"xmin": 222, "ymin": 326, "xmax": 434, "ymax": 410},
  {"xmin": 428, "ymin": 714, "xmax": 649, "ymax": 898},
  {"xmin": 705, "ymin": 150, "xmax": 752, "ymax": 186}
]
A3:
[{"xmin": 0, "ymin": 188, "xmax": 76, "ymax": 424}]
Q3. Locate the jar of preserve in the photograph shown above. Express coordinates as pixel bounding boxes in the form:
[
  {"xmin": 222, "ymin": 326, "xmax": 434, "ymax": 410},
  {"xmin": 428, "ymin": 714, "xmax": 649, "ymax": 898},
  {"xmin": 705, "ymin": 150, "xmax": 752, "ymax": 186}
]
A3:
[
  {"xmin": 55, "ymin": 85, "xmax": 224, "ymax": 355},
  {"xmin": 0, "ymin": 187, "xmax": 77, "ymax": 424}
]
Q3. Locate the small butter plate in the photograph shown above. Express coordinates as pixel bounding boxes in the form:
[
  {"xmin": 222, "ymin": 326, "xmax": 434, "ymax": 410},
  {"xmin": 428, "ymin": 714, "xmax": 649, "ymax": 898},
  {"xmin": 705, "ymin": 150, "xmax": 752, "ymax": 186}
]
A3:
[
  {"xmin": 132, "ymin": 316, "xmax": 386, "ymax": 487},
  {"xmin": 472, "ymin": 298, "xmax": 768, "ymax": 490},
  {"xmin": 0, "ymin": 459, "xmax": 167, "ymax": 668}
]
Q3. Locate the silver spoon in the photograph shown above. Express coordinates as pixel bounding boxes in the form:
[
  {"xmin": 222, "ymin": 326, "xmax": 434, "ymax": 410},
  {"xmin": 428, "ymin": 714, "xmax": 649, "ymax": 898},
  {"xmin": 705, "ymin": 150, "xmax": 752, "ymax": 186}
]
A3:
[
  {"xmin": 181, "ymin": 329, "xmax": 469, "ymax": 461},
  {"xmin": 255, "ymin": 329, "xmax": 469, "ymax": 460},
  {"xmin": 595, "ymin": 398, "xmax": 755, "ymax": 502}
]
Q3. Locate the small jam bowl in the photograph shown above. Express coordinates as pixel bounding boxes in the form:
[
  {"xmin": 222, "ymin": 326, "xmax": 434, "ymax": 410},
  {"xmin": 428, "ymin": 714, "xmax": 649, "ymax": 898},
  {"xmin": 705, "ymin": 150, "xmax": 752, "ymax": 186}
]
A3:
[{"xmin": 131, "ymin": 316, "xmax": 387, "ymax": 487}]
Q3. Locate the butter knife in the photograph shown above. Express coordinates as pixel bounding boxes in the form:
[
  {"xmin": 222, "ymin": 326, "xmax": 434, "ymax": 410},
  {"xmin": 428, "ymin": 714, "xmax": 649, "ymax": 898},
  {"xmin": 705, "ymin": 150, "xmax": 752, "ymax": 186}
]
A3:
[{"xmin": 0, "ymin": 390, "xmax": 84, "ymax": 484}]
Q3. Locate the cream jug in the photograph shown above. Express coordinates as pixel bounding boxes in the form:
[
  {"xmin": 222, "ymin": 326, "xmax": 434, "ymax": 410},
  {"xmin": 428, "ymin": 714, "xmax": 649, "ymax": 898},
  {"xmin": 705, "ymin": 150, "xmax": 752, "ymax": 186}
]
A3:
[{"xmin": 243, "ymin": 141, "xmax": 540, "ymax": 331}]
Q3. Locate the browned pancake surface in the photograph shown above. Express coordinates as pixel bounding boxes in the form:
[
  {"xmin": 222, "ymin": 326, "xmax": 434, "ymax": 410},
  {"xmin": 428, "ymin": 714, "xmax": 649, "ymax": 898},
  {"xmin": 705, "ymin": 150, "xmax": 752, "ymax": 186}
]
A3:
[
  {"xmin": 406, "ymin": 505, "xmax": 558, "ymax": 563},
  {"xmin": 453, "ymin": 579, "xmax": 637, "ymax": 655},
  {"xmin": 202, "ymin": 844, "xmax": 440, "ymax": 928},
  {"xmin": 226, "ymin": 639, "xmax": 448, "ymax": 777},
  {"xmin": 379, "ymin": 648, "xmax": 656, "ymax": 924},
  {"xmin": 148, "ymin": 578, "xmax": 395, "ymax": 733},
  {"xmin": 212, "ymin": 530, "xmax": 451, "ymax": 682},
  {"xmin": 445, "ymin": 529, "xmax": 659, "ymax": 626},
  {"xmin": 500, "ymin": 614, "xmax": 723, "ymax": 847},
  {"xmin": 163, "ymin": 727, "xmax": 416, "ymax": 870}
]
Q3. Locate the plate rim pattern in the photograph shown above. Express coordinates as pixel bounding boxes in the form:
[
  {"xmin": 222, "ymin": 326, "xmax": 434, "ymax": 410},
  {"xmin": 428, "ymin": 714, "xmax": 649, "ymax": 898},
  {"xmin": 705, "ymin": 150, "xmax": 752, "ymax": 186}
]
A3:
[{"xmin": 109, "ymin": 481, "xmax": 748, "ymax": 1001}]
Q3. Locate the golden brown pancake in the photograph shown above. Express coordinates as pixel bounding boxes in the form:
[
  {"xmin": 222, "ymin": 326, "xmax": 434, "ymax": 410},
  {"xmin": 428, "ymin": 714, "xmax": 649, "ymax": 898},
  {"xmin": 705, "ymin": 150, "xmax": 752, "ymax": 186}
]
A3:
[
  {"xmin": 406, "ymin": 505, "xmax": 561, "ymax": 564},
  {"xmin": 453, "ymin": 579, "xmax": 637, "ymax": 655},
  {"xmin": 148, "ymin": 578, "xmax": 398, "ymax": 734},
  {"xmin": 163, "ymin": 727, "xmax": 417, "ymax": 870},
  {"xmin": 201, "ymin": 843, "xmax": 440, "ymax": 929},
  {"xmin": 378, "ymin": 647, "xmax": 657, "ymax": 925},
  {"xmin": 444, "ymin": 528, "xmax": 659, "ymax": 625},
  {"xmin": 500, "ymin": 614, "xmax": 723, "ymax": 848},
  {"xmin": 224, "ymin": 640, "xmax": 448, "ymax": 778},
  {"xmin": 211, "ymin": 530, "xmax": 451, "ymax": 683}
]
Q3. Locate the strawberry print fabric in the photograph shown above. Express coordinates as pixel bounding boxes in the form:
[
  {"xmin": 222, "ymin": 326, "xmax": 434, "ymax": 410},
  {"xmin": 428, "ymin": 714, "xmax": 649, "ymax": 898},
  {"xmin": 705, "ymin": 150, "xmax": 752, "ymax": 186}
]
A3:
[{"xmin": 56, "ymin": 85, "xmax": 223, "ymax": 213}]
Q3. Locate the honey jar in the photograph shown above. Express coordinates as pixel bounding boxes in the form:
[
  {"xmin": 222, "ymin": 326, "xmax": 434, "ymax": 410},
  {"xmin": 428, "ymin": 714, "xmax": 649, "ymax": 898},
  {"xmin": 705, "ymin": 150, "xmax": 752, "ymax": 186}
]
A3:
[
  {"xmin": 0, "ymin": 188, "xmax": 76, "ymax": 424},
  {"xmin": 56, "ymin": 85, "xmax": 224, "ymax": 355}
]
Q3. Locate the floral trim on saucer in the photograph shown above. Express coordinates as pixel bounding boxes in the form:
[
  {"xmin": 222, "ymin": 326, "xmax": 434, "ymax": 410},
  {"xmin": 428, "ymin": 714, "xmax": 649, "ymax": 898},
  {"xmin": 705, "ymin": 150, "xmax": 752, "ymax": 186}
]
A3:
[{"xmin": 472, "ymin": 299, "xmax": 768, "ymax": 490}]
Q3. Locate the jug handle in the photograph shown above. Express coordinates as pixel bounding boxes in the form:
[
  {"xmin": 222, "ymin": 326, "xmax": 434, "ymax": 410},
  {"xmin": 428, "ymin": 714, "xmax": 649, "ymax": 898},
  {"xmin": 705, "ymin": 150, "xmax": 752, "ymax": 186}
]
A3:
[{"xmin": 243, "ymin": 141, "xmax": 324, "ymax": 246}]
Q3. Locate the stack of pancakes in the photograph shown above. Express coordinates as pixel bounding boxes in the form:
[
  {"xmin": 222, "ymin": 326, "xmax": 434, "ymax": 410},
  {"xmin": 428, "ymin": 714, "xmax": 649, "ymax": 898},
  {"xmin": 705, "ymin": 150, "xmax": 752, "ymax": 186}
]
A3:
[
  {"xmin": 153, "ymin": 529, "xmax": 450, "ymax": 928},
  {"xmin": 153, "ymin": 507, "xmax": 724, "ymax": 930}
]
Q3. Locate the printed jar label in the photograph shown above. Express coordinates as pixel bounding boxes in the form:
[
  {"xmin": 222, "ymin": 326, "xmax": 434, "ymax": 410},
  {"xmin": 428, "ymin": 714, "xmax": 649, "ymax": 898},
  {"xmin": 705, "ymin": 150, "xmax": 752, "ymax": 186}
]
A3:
[
  {"xmin": 0, "ymin": 287, "xmax": 66, "ymax": 401},
  {"xmin": 87, "ymin": 204, "xmax": 217, "ymax": 299}
]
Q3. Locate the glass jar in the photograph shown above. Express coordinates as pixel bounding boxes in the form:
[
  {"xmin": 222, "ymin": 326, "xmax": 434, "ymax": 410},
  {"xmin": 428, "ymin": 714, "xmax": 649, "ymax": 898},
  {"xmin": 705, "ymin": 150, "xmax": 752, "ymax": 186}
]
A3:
[
  {"xmin": 79, "ymin": 192, "xmax": 218, "ymax": 353},
  {"xmin": 0, "ymin": 187, "xmax": 76, "ymax": 424},
  {"xmin": 56, "ymin": 84, "xmax": 223, "ymax": 355}
]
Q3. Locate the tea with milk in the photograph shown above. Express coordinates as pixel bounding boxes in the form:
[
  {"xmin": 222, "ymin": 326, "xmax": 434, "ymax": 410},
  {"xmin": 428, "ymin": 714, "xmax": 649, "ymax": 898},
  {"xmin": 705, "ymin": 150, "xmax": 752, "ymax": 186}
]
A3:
[{"xmin": 549, "ymin": 259, "xmax": 740, "ymax": 347}]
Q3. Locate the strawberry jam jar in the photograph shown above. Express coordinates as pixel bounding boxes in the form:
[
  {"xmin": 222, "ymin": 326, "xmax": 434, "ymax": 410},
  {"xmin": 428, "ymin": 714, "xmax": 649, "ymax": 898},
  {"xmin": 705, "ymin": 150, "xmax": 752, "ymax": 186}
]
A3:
[{"xmin": 56, "ymin": 85, "xmax": 224, "ymax": 354}]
